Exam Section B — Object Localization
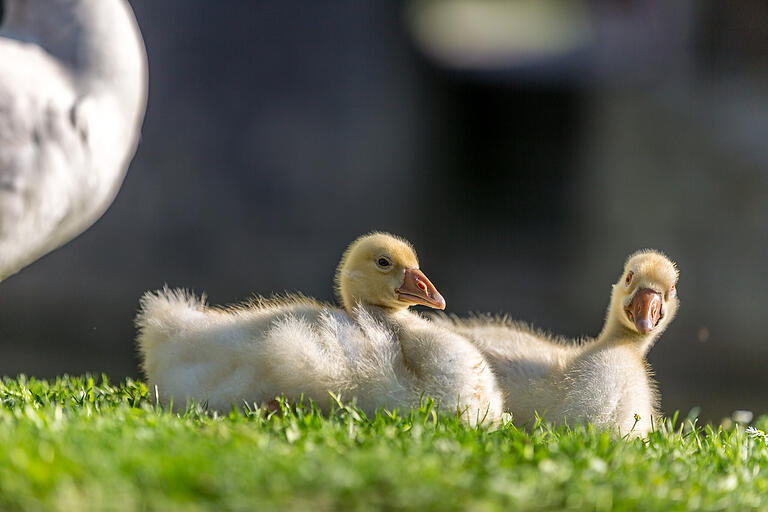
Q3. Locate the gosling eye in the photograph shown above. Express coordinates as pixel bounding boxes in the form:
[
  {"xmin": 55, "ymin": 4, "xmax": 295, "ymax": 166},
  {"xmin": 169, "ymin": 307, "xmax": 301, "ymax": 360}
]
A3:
[
  {"xmin": 625, "ymin": 271, "xmax": 634, "ymax": 286},
  {"xmin": 376, "ymin": 257, "xmax": 392, "ymax": 269}
]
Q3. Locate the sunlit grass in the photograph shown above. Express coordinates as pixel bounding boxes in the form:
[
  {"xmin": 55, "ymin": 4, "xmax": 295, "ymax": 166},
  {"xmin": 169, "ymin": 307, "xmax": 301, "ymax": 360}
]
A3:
[{"xmin": 0, "ymin": 375, "xmax": 764, "ymax": 511}]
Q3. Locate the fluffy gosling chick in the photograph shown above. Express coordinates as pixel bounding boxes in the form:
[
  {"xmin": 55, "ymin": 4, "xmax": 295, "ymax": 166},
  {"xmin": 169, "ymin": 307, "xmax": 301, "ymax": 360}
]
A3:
[
  {"xmin": 136, "ymin": 232, "xmax": 503, "ymax": 425},
  {"xmin": 439, "ymin": 250, "xmax": 679, "ymax": 436}
]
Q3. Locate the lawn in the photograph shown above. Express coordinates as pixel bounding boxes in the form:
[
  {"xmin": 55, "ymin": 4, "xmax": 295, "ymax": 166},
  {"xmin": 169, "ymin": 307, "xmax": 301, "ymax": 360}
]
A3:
[{"xmin": 0, "ymin": 376, "xmax": 764, "ymax": 511}]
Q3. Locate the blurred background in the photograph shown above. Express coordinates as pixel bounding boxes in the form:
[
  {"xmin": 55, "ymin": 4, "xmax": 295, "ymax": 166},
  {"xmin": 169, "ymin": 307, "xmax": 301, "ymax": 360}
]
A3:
[{"xmin": 1, "ymin": 0, "xmax": 765, "ymax": 423}]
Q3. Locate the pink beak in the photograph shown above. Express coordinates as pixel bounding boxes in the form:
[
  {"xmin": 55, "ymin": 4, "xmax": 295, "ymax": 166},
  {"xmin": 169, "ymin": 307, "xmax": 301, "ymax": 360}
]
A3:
[
  {"xmin": 395, "ymin": 268, "xmax": 446, "ymax": 310},
  {"xmin": 625, "ymin": 288, "xmax": 663, "ymax": 334}
]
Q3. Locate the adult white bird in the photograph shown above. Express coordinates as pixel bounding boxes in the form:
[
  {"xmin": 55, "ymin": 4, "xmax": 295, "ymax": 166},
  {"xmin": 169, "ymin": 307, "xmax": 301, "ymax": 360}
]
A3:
[{"xmin": 0, "ymin": 0, "xmax": 147, "ymax": 280}]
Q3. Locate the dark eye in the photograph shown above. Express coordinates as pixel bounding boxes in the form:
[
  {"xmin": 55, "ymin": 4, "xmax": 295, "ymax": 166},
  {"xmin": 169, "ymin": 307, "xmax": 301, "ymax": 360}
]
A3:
[
  {"xmin": 625, "ymin": 271, "xmax": 633, "ymax": 285},
  {"xmin": 377, "ymin": 257, "xmax": 391, "ymax": 268}
]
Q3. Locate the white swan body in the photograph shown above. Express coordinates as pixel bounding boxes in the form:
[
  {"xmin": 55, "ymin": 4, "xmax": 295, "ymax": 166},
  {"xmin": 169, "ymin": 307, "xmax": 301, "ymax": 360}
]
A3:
[
  {"xmin": 0, "ymin": 0, "xmax": 147, "ymax": 279},
  {"xmin": 437, "ymin": 250, "xmax": 679, "ymax": 436},
  {"xmin": 137, "ymin": 233, "xmax": 503, "ymax": 425}
]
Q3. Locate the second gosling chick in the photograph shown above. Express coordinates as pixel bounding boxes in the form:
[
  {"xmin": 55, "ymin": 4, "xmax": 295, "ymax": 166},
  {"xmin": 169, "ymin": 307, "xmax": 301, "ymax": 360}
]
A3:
[{"xmin": 438, "ymin": 250, "xmax": 679, "ymax": 436}]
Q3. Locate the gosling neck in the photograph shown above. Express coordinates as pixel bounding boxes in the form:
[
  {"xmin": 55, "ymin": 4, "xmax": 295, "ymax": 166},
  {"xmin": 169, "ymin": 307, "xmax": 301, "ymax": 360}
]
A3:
[{"xmin": 346, "ymin": 301, "xmax": 411, "ymax": 323}]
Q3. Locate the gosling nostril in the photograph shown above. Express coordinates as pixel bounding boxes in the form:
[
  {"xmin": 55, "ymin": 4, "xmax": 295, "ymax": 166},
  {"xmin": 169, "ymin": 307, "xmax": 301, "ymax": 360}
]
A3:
[
  {"xmin": 636, "ymin": 319, "xmax": 653, "ymax": 334},
  {"xmin": 417, "ymin": 280, "xmax": 427, "ymax": 293}
]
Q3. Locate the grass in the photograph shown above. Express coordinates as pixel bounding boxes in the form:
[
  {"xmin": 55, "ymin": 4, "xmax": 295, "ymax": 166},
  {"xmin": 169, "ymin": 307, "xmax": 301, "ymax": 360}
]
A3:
[{"xmin": 0, "ymin": 376, "xmax": 764, "ymax": 511}]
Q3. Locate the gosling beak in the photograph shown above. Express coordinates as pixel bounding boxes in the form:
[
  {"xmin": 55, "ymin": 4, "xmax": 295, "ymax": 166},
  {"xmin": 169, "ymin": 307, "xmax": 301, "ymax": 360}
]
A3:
[
  {"xmin": 625, "ymin": 288, "xmax": 663, "ymax": 334},
  {"xmin": 396, "ymin": 268, "xmax": 446, "ymax": 310}
]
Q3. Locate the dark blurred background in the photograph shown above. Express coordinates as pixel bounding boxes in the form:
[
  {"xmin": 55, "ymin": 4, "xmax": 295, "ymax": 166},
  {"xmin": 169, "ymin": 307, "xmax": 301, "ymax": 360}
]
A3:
[{"xmin": 1, "ymin": 0, "xmax": 766, "ymax": 423}]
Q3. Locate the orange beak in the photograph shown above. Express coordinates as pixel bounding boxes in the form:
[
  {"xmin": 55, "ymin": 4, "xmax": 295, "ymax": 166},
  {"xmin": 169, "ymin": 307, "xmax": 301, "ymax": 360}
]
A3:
[
  {"xmin": 625, "ymin": 288, "xmax": 663, "ymax": 334},
  {"xmin": 396, "ymin": 268, "xmax": 446, "ymax": 310}
]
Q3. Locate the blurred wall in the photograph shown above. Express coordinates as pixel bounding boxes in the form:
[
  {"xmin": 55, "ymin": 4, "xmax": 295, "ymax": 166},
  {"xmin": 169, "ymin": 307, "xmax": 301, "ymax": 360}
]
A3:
[{"xmin": 0, "ymin": 0, "xmax": 765, "ymax": 422}]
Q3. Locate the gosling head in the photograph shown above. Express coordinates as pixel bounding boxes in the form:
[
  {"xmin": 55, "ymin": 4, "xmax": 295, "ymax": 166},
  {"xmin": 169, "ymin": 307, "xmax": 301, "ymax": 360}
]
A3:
[
  {"xmin": 335, "ymin": 232, "xmax": 446, "ymax": 314},
  {"xmin": 610, "ymin": 250, "xmax": 679, "ymax": 336}
]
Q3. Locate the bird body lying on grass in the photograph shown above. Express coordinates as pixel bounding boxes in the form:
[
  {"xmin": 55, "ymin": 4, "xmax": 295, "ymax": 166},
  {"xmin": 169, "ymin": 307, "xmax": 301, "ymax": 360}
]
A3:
[
  {"xmin": 0, "ymin": 0, "xmax": 147, "ymax": 280},
  {"xmin": 437, "ymin": 250, "xmax": 679, "ymax": 436},
  {"xmin": 136, "ymin": 233, "xmax": 503, "ymax": 425}
]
